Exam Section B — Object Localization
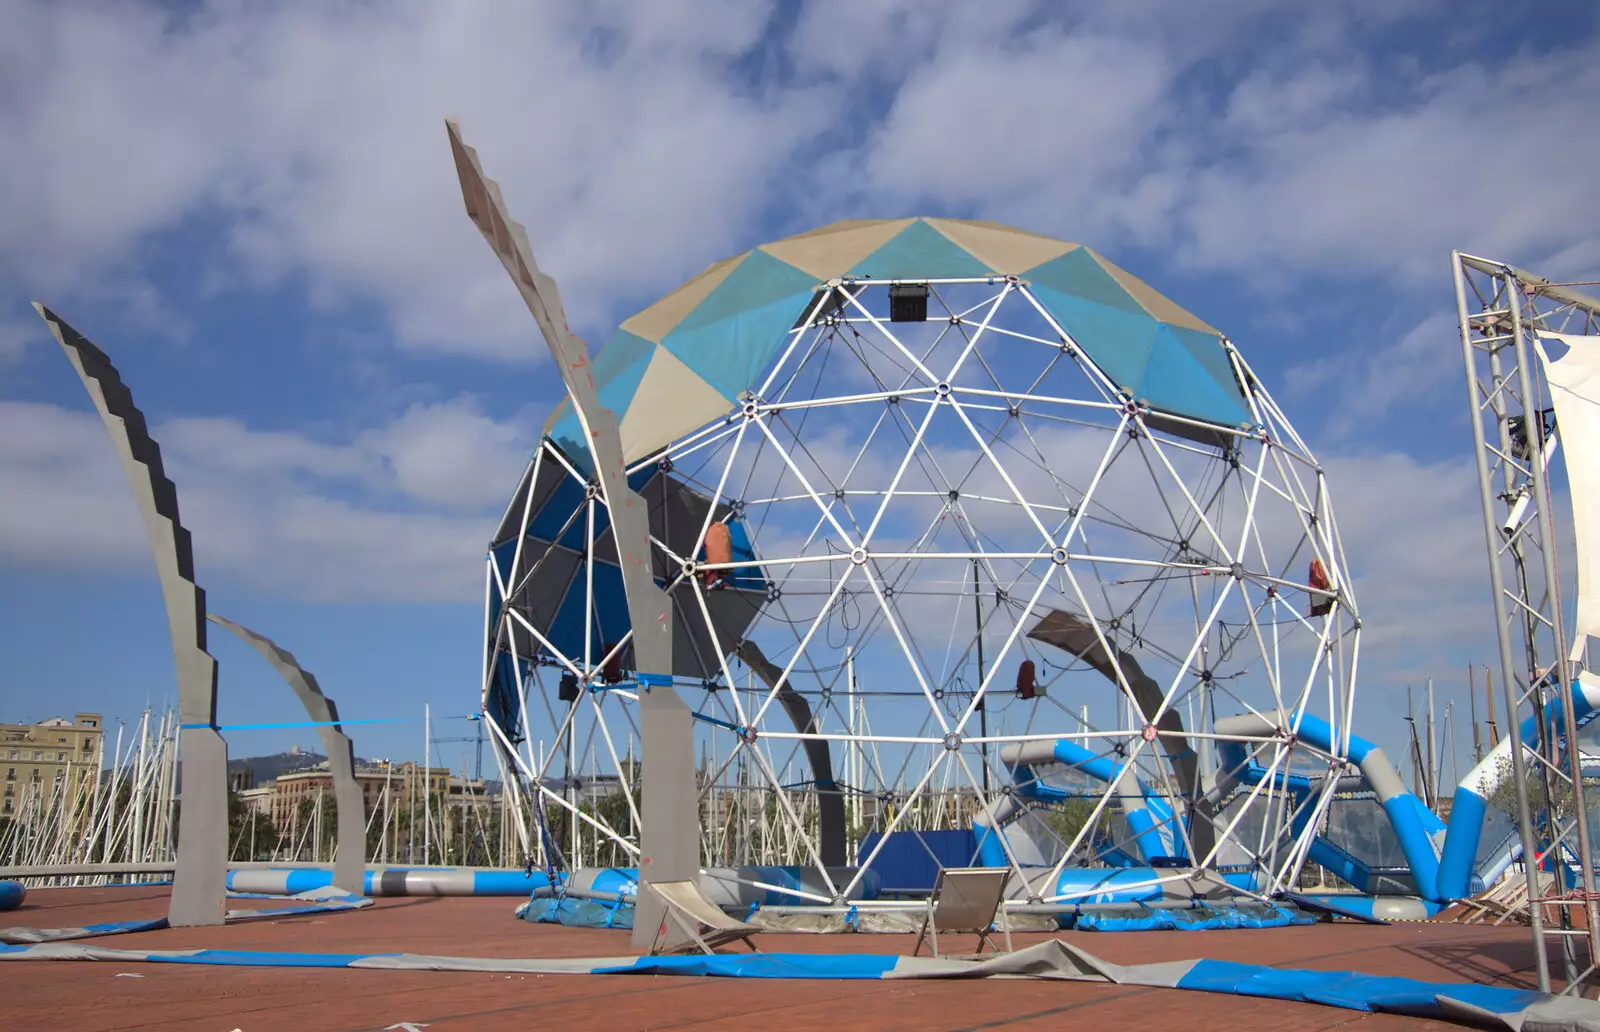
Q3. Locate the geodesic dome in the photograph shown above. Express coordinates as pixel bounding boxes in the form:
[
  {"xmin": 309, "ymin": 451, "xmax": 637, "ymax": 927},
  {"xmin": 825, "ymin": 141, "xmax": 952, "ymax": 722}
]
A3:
[{"xmin": 482, "ymin": 217, "xmax": 1361, "ymax": 904}]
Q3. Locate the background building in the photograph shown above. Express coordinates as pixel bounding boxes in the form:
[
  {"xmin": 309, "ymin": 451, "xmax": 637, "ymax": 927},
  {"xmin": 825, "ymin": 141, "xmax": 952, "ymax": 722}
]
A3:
[{"xmin": 1, "ymin": 713, "xmax": 102, "ymax": 818}]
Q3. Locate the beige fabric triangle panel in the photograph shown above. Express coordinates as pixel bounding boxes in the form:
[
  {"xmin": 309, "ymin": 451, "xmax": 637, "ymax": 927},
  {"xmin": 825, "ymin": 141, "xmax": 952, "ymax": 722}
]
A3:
[
  {"xmin": 621, "ymin": 253, "xmax": 747, "ymax": 344},
  {"xmin": 1089, "ymin": 250, "xmax": 1217, "ymax": 334},
  {"xmin": 618, "ymin": 345, "xmax": 736, "ymax": 463},
  {"xmin": 768, "ymin": 217, "xmax": 911, "ymax": 244},
  {"xmin": 759, "ymin": 218, "xmax": 917, "ymax": 280},
  {"xmin": 925, "ymin": 218, "xmax": 1079, "ymax": 275}
]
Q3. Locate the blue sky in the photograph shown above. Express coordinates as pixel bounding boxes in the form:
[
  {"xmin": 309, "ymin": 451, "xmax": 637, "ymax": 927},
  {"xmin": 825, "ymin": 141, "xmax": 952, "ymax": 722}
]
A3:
[{"xmin": 1, "ymin": 0, "xmax": 1597, "ymax": 776}]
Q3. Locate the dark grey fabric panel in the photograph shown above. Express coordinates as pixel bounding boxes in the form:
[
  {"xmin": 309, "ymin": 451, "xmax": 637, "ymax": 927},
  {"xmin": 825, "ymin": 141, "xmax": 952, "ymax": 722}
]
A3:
[{"xmin": 738, "ymin": 642, "xmax": 846, "ymax": 868}]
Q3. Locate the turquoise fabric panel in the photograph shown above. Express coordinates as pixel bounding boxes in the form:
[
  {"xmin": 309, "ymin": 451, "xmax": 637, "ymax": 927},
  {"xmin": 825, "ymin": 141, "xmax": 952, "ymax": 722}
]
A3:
[
  {"xmin": 1029, "ymin": 283, "xmax": 1159, "ymax": 395},
  {"xmin": 1139, "ymin": 326, "xmax": 1253, "ymax": 428},
  {"xmin": 673, "ymin": 250, "xmax": 818, "ymax": 335},
  {"xmin": 1024, "ymin": 248, "xmax": 1145, "ymax": 315},
  {"xmin": 851, "ymin": 220, "xmax": 993, "ymax": 280},
  {"xmin": 663, "ymin": 290, "xmax": 819, "ymax": 401}
]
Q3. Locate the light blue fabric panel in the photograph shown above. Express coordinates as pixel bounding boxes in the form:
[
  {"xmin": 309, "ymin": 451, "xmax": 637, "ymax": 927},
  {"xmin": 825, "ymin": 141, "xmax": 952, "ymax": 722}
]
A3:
[
  {"xmin": 1024, "ymin": 248, "xmax": 1146, "ymax": 315},
  {"xmin": 673, "ymin": 251, "xmax": 816, "ymax": 335},
  {"xmin": 663, "ymin": 290, "xmax": 818, "ymax": 401},
  {"xmin": 1138, "ymin": 326, "xmax": 1253, "ymax": 428},
  {"xmin": 597, "ymin": 953, "xmax": 899, "ymax": 979},
  {"xmin": 850, "ymin": 219, "xmax": 994, "ymax": 280},
  {"xmin": 545, "ymin": 559, "xmax": 631, "ymax": 664},
  {"xmin": 1175, "ymin": 959, "xmax": 1544, "ymax": 1019},
  {"xmin": 1028, "ymin": 284, "xmax": 1160, "ymax": 397},
  {"xmin": 548, "ymin": 333, "xmax": 657, "ymax": 462},
  {"xmin": 1165, "ymin": 324, "xmax": 1246, "ymax": 408}
]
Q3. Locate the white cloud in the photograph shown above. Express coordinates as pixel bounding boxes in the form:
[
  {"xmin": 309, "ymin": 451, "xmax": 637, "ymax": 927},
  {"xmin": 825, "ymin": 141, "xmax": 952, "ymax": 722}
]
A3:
[
  {"xmin": 1284, "ymin": 312, "xmax": 1461, "ymax": 438},
  {"xmin": 370, "ymin": 400, "xmax": 535, "ymax": 509},
  {"xmin": 1173, "ymin": 50, "xmax": 1600, "ymax": 284},
  {"xmin": 2, "ymin": 0, "xmax": 1596, "ymax": 368},
  {"xmin": 0, "ymin": 396, "xmax": 535, "ymax": 603},
  {"xmin": 0, "ymin": 0, "xmax": 826, "ymax": 358}
]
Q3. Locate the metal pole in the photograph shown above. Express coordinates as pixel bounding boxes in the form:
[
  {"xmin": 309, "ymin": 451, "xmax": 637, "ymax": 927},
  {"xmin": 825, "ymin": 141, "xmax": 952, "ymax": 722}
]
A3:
[
  {"xmin": 424, "ymin": 703, "xmax": 432, "ymax": 867},
  {"xmin": 1453, "ymin": 250, "xmax": 1550, "ymax": 992},
  {"xmin": 1505, "ymin": 280, "xmax": 1600, "ymax": 973},
  {"xmin": 1427, "ymin": 678, "xmax": 1438, "ymax": 806},
  {"xmin": 1487, "ymin": 666, "xmax": 1500, "ymax": 746},
  {"xmin": 973, "ymin": 558, "xmax": 989, "ymax": 795},
  {"xmin": 1471, "ymin": 664, "xmax": 1485, "ymax": 765}
]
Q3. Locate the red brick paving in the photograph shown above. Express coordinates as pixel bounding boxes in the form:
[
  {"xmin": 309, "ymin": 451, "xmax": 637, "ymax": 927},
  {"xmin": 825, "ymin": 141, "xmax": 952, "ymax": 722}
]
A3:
[{"xmin": 0, "ymin": 886, "xmax": 1568, "ymax": 1032}]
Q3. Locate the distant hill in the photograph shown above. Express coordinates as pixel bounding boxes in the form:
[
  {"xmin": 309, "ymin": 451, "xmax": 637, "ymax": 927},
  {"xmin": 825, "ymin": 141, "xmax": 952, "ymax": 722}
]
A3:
[{"xmin": 228, "ymin": 749, "xmax": 328, "ymax": 785}]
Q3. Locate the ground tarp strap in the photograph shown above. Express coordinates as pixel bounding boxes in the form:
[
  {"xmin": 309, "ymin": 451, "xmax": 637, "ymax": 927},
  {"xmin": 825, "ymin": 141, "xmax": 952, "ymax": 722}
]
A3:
[
  {"xmin": 0, "ymin": 938, "xmax": 1593, "ymax": 1031},
  {"xmin": 0, "ymin": 889, "xmax": 370, "ymax": 945}
]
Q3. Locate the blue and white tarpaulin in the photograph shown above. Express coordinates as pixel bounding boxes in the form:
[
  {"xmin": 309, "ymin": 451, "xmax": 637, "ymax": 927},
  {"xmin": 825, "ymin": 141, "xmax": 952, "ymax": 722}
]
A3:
[{"xmin": 2, "ymin": 938, "xmax": 1595, "ymax": 1031}]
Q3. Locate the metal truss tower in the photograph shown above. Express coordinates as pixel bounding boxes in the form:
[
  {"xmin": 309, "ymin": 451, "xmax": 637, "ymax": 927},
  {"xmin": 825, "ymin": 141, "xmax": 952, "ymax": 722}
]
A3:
[{"xmin": 1453, "ymin": 252, "xmax": 1600, "ymax": 993}]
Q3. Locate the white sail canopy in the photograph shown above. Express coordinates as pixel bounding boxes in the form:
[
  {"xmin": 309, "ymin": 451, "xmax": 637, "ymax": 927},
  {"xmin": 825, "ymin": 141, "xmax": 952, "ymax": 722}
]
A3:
[{"xmin": 1535, "ymin": 332, "xmax": 1600, "ymax": 657}]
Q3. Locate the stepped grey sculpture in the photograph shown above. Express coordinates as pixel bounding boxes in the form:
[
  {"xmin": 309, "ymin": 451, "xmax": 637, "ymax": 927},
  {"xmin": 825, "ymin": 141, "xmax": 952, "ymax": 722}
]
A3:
[
  {"xmin": 207, "ymin": 614, "xmax": 365, "ymax": 893},
  {"xmin": 34, "ymin": 304, "xmax": 228, "ymax": 927},
  {"xmin": 445, "ymin": 121, "xmax": 697, "ymax": 946}
]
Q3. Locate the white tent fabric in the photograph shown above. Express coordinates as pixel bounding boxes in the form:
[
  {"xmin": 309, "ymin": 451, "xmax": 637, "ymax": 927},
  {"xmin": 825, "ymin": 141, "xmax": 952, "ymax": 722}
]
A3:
[{"xmin": 1535, "ymin": 332, "xmax": 1600, "ymax": 656}]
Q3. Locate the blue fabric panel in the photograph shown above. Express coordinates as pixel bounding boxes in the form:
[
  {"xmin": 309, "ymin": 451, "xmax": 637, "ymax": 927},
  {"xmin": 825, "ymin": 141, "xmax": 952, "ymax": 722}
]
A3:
[
  {"xmin": 472, "ymin": 871, "xmax": 555, "ymax": 895},
  {"xmin": 176, "ymin": 949, "xmax": 376, "ymax": 968},
  {"xmin": 1382, "ymin": 792, "xmax": 1445, "ymax": 902},
  {"xmin": 486, "ymin": 652, "xmax": 527, "ymax": 744},
  {"xmin": 973, "ymin": 824, "xmax": 1009, "ymax": 869},
  {"xmin": 544, "ymin": 329, "xmax": 656, "ymax": 457},
  {"xmin": 1143, "ymin": 795, "xmax": 1183, "ymax": 861},
  {"xmin": 1075, "ymin": 907, "xmax": 1172, "ymax": 932},
  {"xmin": 1306, "ymin": 837, "xmax": 1372, "ymax": 893},
  {"xmin": 1165, "ymin": 324, "xmax": 1246, "ymax": 408},
  {"xmin": 547, "ymin": 330, "xmax": 658, "ymax": 461},
  {"xmin": 850, "ymin": 220, "xmax": 994, "ymax": 280},
  {"xmin": 857, "ymin": 829, "xmax": 978, "ymax": 892},
  {"xmin": 1029, "ymin": 284, "xmax": 1160, "ymax": 397},
  {"xmin": 662, "ymin": 289, "xmax": 818, "ymax": 401},
  {"xmin": 1122, "ymin": 807, "xmax": 1165, "ymax": 865},
  {"xmin": 1139, "ymin": 326, "xmax": 1253, "ymax": 428},
  {"xmin": 1072, "ymin": 904, "xmax": 1309, "ymax": 932},
  {"xmin": 281, "ymin": 870, "xmax": 336, "ymax": 894},
  {"xmin": 1175, "ymin": 958, "xmax": 1544, "ymax": 1018},
  {"xmin": 521, "ymin": 897, "xmax": 635, "ymax": 929},
  {"xmin": 585, "ymin": 868, "xmax": 639, "ymax": 896},
  {"xmin": 592, "ymin": 329, "xmax": 658, "ymax": 380},
  {"xmin": 598, "ymin": 953, "xmax": 899, "ymax": 979},
  {"xmin": 674, "ymin": 251, "xmax": 816, "ymax": 335},
  {"xmin": 1052, "ymin": 868, "xmax": 1173, "ymax": 903},
  {"xmin": 525, "ymin": 472, "xmax": 590, "ymax": 552},
  {"xmin": 1024, "ymin": 249, "xmax": 1145, "ymax": 315},
  {"xmin": 1437, "ymin": 784, "xmax": 1494, "ymax": 900},
  {"xmin": 544, "ymin": 559, "xmax": 631, "ymax": 665},
  {"xmin": 236, "ymin": 901, "xmax": 368, "ymax": 920},
  {"xmin": 82, "ymin": 918, "xmax": 169, "ymax": 935},
  {"xmin": 1049, "ymin": 739, "xmax": 1121, "ymax": 785}
]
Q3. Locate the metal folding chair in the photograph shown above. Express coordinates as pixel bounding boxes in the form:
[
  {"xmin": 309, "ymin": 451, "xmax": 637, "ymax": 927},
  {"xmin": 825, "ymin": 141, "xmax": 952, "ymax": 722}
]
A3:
[
  {"xmin": 646, "ymin": 880, "xmax": 763, "ymax": 956},
  {"xmin": 912, "ymin": 866, "xmax": 1014, "ymax": 958}
]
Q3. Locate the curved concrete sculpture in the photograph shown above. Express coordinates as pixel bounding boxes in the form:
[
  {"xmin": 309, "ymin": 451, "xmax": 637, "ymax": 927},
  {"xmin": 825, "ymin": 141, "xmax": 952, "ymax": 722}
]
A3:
[
  {"xmin": 207, "ymin": 614, "xmax": 365, "ymax": 893},
  {"xmin": 737, "ymin": 642, "xmax": 845, "ymax": 866},
  {"xmin": 34, "ymin": 304, "xmax": 227, "ymax": 927},
  {"xmin": 446, "ymin": 121, "xmax": 696, "ymax": 948}
]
